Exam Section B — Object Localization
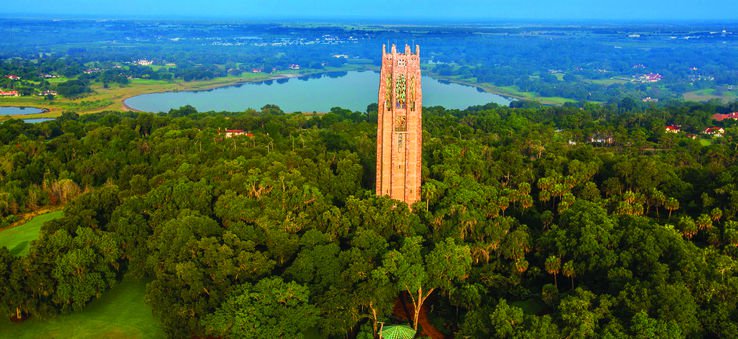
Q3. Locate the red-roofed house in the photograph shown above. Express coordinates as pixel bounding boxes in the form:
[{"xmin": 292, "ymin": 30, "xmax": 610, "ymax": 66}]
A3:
[
  {"xmin": 704, "ymin": 127, "xmax": 725, "ymax": 137},
  {"xmin": 5, "ymin": 75, "xmax": 20, "ymax": 80},
  {"xmin": 712, "ymin": 112, "xmax": 738, "ymax": 121},
  {"xmin": 0, "ymin": 90, "xmax": 19, "ymax": 96},
  {"xmin": 665, "ymin": 125, "xmax": 681, "ymax": 133}
]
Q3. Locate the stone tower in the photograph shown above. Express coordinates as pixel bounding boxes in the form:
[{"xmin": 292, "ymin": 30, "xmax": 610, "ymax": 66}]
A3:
[{"xmin": 376, "ymin": 44, "xmax": 422, "ymax": 205}]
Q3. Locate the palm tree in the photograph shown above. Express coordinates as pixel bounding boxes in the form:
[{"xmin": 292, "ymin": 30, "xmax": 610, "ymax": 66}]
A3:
[
  {"xmin": 422, "ymin": 182, "xmax": 438, "ymax": 212},
  {"xmin": 562, "ymin": 261, "xmax": 576, "ymax": 290},
  {"xmin": 520, "ymin": 195, "xmax": 534, "ymax": 210},
  {"xmin": 679, "ymin": 216, "xmax": 698, "ymax": 239},
  {"xmin": 649, "ymin": 188, "xmax": 666, "ymax": 217},
  {"xmin": 665, "ymin": 197, "xmax": 679, "ymax": 218},
  {"xmin": 545, "ymin": 256, "xmax": 561, "ymax": 288},
  {"xmin": 696, "ymin": 214, "xmax": 713, "ymax": 231},
  {"xmin": 710, "ymin": 207, "xmax": 723, "ymax": 223},
  {"xmin": 498, "ymin": 196, "xmax": 509, "ymax": 216},
  {"xmin": 515, "ymin": 259, "xmax": 529, "ymax": 273}
]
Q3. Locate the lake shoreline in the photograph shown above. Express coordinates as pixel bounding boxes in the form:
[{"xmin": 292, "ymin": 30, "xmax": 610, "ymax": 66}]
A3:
[
  {"xmin": 0, "ymin": 105, "xmax": 49, "ymax": 116},
  {"xmin": 121, "ymin": 72, "xmax": 306, "ymax": 113},
  {"xmin": 124, "ymin": 70, "xmax": 511, "ymax": 113},
  {"xmin": 2, "ymin": 67, "xmax": 517, "ymax": 121}
]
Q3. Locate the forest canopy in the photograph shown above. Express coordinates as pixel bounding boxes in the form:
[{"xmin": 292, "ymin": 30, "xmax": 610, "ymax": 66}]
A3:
[{"xmin": 1, "ymin": 101, "xmax": 738, "ymax": 337}]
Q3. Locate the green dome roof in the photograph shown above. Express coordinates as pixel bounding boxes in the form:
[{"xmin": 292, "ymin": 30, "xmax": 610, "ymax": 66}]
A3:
[{"xmin": 381, "ymin": 324, "xmax": 416, "ymax": 339}]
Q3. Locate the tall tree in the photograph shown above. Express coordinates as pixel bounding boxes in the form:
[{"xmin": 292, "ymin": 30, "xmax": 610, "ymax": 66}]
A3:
[{"xmin": 381, "ymin": 237, "xmax": 471, "ymax": 331}]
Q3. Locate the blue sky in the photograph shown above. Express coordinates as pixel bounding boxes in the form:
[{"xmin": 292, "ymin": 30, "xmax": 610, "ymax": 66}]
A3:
[{"xmin": 1, "ymin": 0, "xmax": 737, "ymax": 21}]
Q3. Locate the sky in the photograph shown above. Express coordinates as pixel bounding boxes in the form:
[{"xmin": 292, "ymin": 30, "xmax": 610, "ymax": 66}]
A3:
[{"xmin": 1, "ymin": 0, "xmax": 737, "ymax": 22}]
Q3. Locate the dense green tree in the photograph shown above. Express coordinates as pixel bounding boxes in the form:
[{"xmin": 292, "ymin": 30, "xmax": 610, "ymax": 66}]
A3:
[
  {"xmin": 202, "ymin": 277, "xmax": 319, "ymax": 338},
  {"xmin": 380, "ymin": 236, "xmax": 471, "ymax": 331}
]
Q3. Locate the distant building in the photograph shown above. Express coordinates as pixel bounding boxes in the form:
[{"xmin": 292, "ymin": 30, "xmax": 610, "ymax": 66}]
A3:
[
  {"xmin": 5, "ymin": 75, "xmax": 20, "ymax": 80},
  {"xmin": 637, "ymin": 73, "xmax": 663, "ymax": 83},
  {"xmin": 686, "ymin": 133, "xmax": 698, "ymax": 140},
  {"xmin": 332, "ymin": 54, "xmax": 349, "ymax": 58},
  {"xmin": 712, "ymin": 112, "xmax": 738, "ymax": 121},
  {"xmin": 665, "ymin": 125, "xmax": 681, "ymax": 133},
  {"xmin": 0, "ymin": 90, "xmax": 19, "ymax": 96},
  {"xmin": 220, "ymin": 129, "xmax": 254, "ymax": 138},
  {"xmin": 251, "ymin": 68, "xmax": 263, "ymax": 73},
  {"xmin": 703, "ymin": 127, "xmax": 725, "ymax": 137},
  {"xmin": 135, "ymin": 59, "xmax": 154, "ymax": 66},
  {"xmin": 642, "ymin": 97, "xmax": 659, "ymax": 103},
  {"xmin": 289, "ymin": 64, "xmax": 301, "ymax": 70},
  {"xmin": 38, "ymin": 90, "xmax": 58, "ymax": 96},
  {"xmin": 588, "ymin": 133, "xmax": 614, "ymax": 145}
]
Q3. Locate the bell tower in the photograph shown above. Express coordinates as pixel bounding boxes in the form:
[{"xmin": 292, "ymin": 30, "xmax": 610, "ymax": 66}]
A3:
[{"xmin": 376, "ymin": 44, "xmax": 422, "ymax": 206}]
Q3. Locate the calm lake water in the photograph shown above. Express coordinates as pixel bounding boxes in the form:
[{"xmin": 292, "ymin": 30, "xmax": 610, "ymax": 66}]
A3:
[
  {"xmin": 24, "ymin": 118, "xmax": 54, "ymax": 123},
  {"xmin": 0, "ymin": 107, "xmax": 45, "ymax": 115},
  {"xmin": 125, "ymin": 71, "xmax": 511, "ymax": 113}
]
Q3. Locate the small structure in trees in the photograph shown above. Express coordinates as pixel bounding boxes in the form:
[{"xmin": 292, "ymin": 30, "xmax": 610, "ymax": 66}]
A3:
[{"xmin": 379, "ymin": 324, "xmax": 416, "ymax": 339}]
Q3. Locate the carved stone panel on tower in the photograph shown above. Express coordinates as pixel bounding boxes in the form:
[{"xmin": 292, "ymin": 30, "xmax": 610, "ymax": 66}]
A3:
[{"xmin": 376, "ymin": 44, "xmax": 422, "ymax": 206}]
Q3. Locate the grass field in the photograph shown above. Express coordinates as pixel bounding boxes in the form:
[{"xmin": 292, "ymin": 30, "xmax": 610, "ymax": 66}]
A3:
[
  {"xmin": 0, "ymin": 211, "xmax": 63, "ymax": 256},
  {"xmin": 493, "ymin": 85, "xmax": 575, "ymax": 105},
  {"xmin": 0, "ymin": 279, "xmax": 164, "ymax": 339},
  {"xmin": 684, "ymin": 88, "xmax": 738, "ymax": 103}
]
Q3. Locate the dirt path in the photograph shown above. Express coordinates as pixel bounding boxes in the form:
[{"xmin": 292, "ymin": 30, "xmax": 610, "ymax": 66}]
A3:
[{"xmin": 392, "ymin": 293, "xmax": 447, "ymax": 339}]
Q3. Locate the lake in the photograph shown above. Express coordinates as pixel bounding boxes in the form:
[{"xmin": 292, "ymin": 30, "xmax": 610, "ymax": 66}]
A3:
[
  {"xmin": 0, "ymin": 107, "xmax": 45, "ymax": 115},
  {"xmin": 24, "ymin": 118, "xmax": 54, "ymax": 124},
  {"xmin": 125, "ymin": 71, "xmax": 511, "ymax": 113}
]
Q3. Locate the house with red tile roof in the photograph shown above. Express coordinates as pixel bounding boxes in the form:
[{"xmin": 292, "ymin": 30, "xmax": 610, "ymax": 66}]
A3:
[
  {"xmin": 712, "ymin": 112, "xmax": 738, "ymax": 121},
  {"xmin": 703, "ymin": 127, "xmax": 725, "ymax": 137},
  {"xmin": 665, "ymin": 125, "xmax": 681, "ymax": 133}
]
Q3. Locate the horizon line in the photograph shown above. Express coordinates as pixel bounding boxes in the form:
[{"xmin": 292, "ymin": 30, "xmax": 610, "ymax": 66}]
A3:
[{"xmin": 1, "ymin": 13, "xmax": 738, "ymax": 25}]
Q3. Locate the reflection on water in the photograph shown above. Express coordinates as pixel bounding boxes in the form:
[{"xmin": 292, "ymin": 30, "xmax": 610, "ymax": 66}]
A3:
[{"xmin": 125, "ymin": 71, "xmax": 511, "ymax": 113}]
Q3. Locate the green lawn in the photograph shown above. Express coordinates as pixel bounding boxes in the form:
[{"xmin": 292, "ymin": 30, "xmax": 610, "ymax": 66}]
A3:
[
  {"xmin": 0, "ymin": 279, "xmax": 164, "ymax": 339},
  {"xmin": 0, "ymin": 211, "xmax": 63, "ymax": 256},
  {"xmin": 684, "ymin": 88, "xmax": 738, "ymax": 103}
]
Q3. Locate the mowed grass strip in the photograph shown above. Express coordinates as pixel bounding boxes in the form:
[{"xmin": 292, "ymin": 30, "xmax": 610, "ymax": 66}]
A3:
[
  {"xmin": 0, "ymin": 279, "xmax": 165, "ymax": 339},
  {"xmin": 0, "ymin": 210, "xmax": 63, "ymax": 256}
]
